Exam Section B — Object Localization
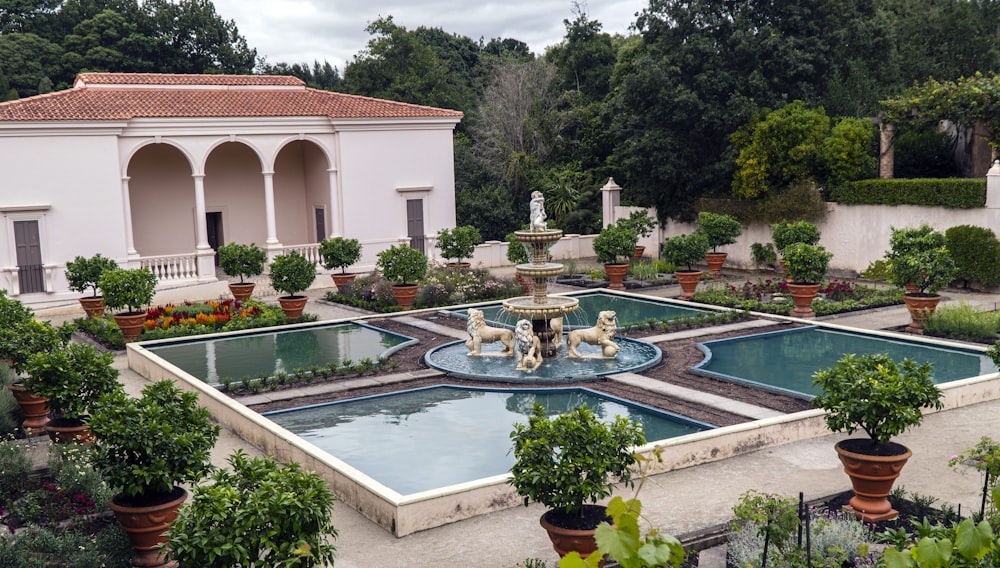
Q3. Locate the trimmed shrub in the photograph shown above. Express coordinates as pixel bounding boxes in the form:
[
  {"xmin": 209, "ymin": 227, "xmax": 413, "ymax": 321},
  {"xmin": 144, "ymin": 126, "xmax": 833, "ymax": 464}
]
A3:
[
  {"xmin": 944, "ymin": 225, "xmax": 1000, "ymax": 287},
  {"xmin": 830, "ymin": 178, "xmax": 985, "ymax": 208}
]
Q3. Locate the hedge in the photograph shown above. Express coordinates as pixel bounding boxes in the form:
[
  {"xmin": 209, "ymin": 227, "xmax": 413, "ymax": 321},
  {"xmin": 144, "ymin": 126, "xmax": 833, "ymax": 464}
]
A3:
[{"xmin": 829, "ymin": 178, "xmax": 985, "ymax": 208}]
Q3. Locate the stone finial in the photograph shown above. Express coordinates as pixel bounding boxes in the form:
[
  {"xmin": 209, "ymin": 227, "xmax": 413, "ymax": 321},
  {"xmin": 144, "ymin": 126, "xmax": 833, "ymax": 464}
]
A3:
[
  {"xmin": 989, "ymin": 160, "xmax": 1000, "ymax": 176},
  {"xmin": 601, "ymin": 178, "xmax": 622, "ymax": 192}
]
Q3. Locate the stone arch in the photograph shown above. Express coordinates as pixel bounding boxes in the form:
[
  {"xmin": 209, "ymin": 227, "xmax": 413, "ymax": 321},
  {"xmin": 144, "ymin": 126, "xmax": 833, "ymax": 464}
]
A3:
[
  {"xmin": 126, "ymin": 142, "xmax": 197, "ymax": 257},
  {"xmin": 203, "ymin": 140, "xmax": 268, "ymax": 249},
  {"xmin": 273, "ymin": 138, "xmax": 334, "ymax": 244}
]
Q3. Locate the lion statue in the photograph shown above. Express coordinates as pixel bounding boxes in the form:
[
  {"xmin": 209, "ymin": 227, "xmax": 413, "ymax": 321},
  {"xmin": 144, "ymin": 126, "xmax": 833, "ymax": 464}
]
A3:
[
  {"xmin": 465, "ymin": 308, "xmax": 514, "ymax": 356},
  {"xmin": 567, "ymin": 310, "xmax": 620, "ymax": 358},
  {"xmin": 513, "ymin": 319, "xmax": 543, "ymax": 371},
  {"xmin": 550, "ymin": 316, "xmax": 563, "ymax": 348}
]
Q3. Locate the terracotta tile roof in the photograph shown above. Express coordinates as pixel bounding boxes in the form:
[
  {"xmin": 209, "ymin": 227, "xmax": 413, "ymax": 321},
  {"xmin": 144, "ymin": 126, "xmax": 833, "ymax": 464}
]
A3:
[{"xmin": 0, "ymin": 73, "xmax": 463, "ymax": 121}]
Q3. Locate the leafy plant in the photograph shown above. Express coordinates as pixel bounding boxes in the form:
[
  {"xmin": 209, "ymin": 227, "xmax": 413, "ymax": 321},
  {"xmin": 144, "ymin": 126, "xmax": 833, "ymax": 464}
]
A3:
[
  {"xmin": 924, "ymin": 302, "xmax": 1000, "ymax": 341},
  {"xmin": 885, "ymin": 224, "xmax": 956, "ymax": 295},
  {"xmin": 660, "ymin": 233, "xmax": 710, "ymax": 272},
  {"xmin": 269, "ymin": 250, "xmax": 317, "ymax": 297},
  {"xmin": 508, "ymin": 404, "xmax": 644, "ymax": 516},
  {"xmin": 98, "ymin": 267, "xmax": 157, "ymax": 314},
  {"xmin": 618, "ymin": 209, "xmax": 658, "ymax": 238},
  {"xmin": 436, "ymin": 225, "xmax": 482, "ymax": 265},
  {"xmin": 376, "ymin": 244, "xmax": 428, "ymax": 285},
  {"xmin": 945, "ymin": 224, "xmax": 1000, "ymax": 287},
  {"xmin": 89, "ymin": 380, "xmax": 220, "ymax": 502},
  {"xmin": 167, "ymin": 450, "xmax": 337, "ymax": 568},
  {"xmin": 593, "ymin": 222, "xmax": 639, "ymax": 264},
  {"xmin": 780, "ymin": 242, "xmax": 832, "ymax": 284},
  {"xmin": 771, "ymin": 220, "xmax": 821, "ymax": 254},
  {"xmin": 696, "ymin": 212, "xmax": 742, "ymax": 252},
  {"xmin": 506, "ymin": 232, "xmax": 530, "ymax": 264},
  {"xmin": 217, "ymin": 242, "xmax": 267, "ymax": 284},
  {"xmin": 812, "ymin": 353, "xmax": 944, "ymax": 450},
  {"xmin": 22, "ymin": 342, "xmax": 122, "ymax": 421},
  {"xmin": 65, "ymin": 254, "xmax": 119, "ymax": 297},
  {"xmin": 750, "ymin": 242, "xmax": 777, "ymax": 266},
  {"xmin": 318, "ymin": 237, "xmax": 362, "ymax": 274}
]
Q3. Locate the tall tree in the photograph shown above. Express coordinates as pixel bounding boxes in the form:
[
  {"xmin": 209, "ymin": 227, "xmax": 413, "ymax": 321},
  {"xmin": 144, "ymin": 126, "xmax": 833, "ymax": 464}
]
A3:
[
  {"xmin": 0, "ymin": 32, "xmax": 62, "ymax": 97},
  {"xmin": 546, "ymin": 5, "xmax": 615, "ymax": 102},
  {"xmin": 143, "ymin": 0, "xmax": 255, "ymax": 74},
  {"xmin": 0, "ymin": 0, "xmax": 60, "ymax": 34}
]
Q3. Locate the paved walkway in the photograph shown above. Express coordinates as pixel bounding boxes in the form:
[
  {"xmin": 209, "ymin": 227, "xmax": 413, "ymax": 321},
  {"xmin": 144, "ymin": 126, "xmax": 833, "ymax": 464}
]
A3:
[{"xmin": 31, "ymin": 270, "xmax": 1000, "ymax": 568}]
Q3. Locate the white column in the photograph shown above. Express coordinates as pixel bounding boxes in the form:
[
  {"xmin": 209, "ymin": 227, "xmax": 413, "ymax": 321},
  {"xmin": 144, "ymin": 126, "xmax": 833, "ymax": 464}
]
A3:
[
  {"xmin": 986, "ymin": 160, "xmax": 1000, "ymax": 209},
  {"xmin": 328, "ymin": 168, "xmax": 343, "ymax": 237},
  {"xmin": 263, "ymin": 171, "xmax": 280, "ymax": 247},
  {"xmin": 121, "ymin": 176, "xmax": 138, "ymax": 258},
  {"xmin": 600, "ymin": 178, "xmax": 622, "ymax": 228},
  {"xmin": 193, "ymin": 174, "xmax": 209, "ymax": 250}
]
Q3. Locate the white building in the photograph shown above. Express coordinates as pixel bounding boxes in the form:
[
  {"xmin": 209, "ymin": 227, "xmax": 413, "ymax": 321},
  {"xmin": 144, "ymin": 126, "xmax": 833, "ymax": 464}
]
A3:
[{"xmin": 0, "ymin": 73, "xmax": 463, "ymax": 307}]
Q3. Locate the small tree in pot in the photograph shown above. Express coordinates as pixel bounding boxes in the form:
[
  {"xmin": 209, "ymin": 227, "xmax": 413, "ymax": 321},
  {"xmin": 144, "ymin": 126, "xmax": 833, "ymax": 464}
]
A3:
[
  {"xmin": 812, "ymin": 353, "xmax": 943, "ymax": 521},
  {"xmin": 509, "ymin": 404, "xmax": 645, "ymax": 562},
  {"xmin": 319, "ymin": 236, "xmax": 363, "ymax": 288},
  {"xmin": 771, "ymin": 221, "xmax": 821, "ymax": 281},
  {"xmin": 89, "ymin": 380, "xmax": 220, "ymax": 566},
  {"xmin": 217, "ymin": 242, "xmax": 267, "ymax": 302},
  {"xmin": 376, "ymin": 244, "xmax": 428, "ymax": 309},
  {"xmin": 781, "ymin": 242, "xmax": 832, "ymax": 317},
  {"xmin": 22, "ymin": 342, "xmax": 122, "ymax": 443},
  {"xmin": 436, "ymin": 225, "xmax": 481, "ymax": 267},
  {"xmin": 65, "ymin": 253, "xmax": 119, "ymax": 317},
  {"xmin": 618, "ymin": 210, "xmax": 657, "ymax": 258},
  {"xmin": 593, "ymin": 223, "xmax": 639, "ymax": 290},
  {"xmin": 97, "ymin": 267, "xmax": 157, "ymax": 342},
  {"xmin": 269, "ymin": 250, "xmax": 317, "ymax": 319},
  {"xmin": 696, "ymin": 212, "xmax": 742, "ymax": 276},
  {"xmin": 660, "ymin": 232, "xmax": 710, "ymax": 299},
  {"xmin": 885, "ymin": 224, "xmax": 957, "ymax": 333}
]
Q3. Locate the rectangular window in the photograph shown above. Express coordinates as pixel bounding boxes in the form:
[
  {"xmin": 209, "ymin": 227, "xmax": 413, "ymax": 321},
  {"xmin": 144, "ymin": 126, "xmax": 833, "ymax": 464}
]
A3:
[
  {"xmin": 406, "ymin": 199, "xmax": 424, "ymax": 253},
  {"xmin": 315, "ymin": 207, "xmax": 326, "ymax": 242},
  {"xmin": 13, "ymin": 220, "xmax": 44, "ymax": 293}
]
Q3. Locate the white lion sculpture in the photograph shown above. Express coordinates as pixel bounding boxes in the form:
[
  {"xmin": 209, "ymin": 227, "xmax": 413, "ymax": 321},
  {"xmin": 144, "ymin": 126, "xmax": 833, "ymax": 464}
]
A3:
[
  {"xmin": 465, "ymin": 308, "xmax": 514, "ymax": 356},
  {"xmin": 567, "ymin": 310, "xmax": 620, "ymax": 358},
  {"xmin": 550, "ymin": 316, "xmax": 563, "ymax": 348},
  {"xmin": 513, "ymin": 319, "xmax": 543, "ymax": 371}
]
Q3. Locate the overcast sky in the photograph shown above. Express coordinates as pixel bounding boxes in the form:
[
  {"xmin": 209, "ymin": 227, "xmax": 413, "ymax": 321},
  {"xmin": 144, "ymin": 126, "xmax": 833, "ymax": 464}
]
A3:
[{"xmin": 211, "ymin": 0, "xmax": 647, "ymax": 71}]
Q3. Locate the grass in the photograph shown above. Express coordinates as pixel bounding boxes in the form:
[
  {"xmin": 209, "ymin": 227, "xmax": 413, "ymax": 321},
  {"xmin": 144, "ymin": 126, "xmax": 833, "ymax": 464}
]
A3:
[
  {"xmin": 923, "ymin": 302, "xmax": 1000, "ymax": 342},
  {"xmin": 691, "ymin": 279, "xmax": 904, "ymax": 316}
]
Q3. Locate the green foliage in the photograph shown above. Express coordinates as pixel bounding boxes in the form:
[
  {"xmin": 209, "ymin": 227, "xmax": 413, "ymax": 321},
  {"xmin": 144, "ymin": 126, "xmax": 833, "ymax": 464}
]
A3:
[
  {"xmin": 318, "ymin": 237, "xmax": 362, "ymax": 273},
  {"xmin": 781, "ymin": 242, "xmax": 832, "ymax": 284},
  {"xmin": 697, "ymin": 182, "xmax": 828, "ymax": 225},
  {"xmin": 22, "ymin": 342, "xmax": 121, "ymax": 420},
  {"xmin": 593, "ymin": 223, "xmax": 639, "ymax": 264},
  {"xmin": 886, "ymin": 225, "xmax": 957, "ymax": 295},
  {"xmin": 0, "ymin": 363, "xmax": 19, "ymax": 435},
  {"xmin": 882, "ymin": 72, "xmax": 1000, "ymax": 150},
  {"xmin": 861, "ymin": 259, "xmax": 892, "ymax": 282},
  {"xmin": 660, "ymin": 233, "xmax": 710, "ymax": 272},
  {"xmin": 65, "ymin": 254, "xmax": 119, "ymax": 296},
  {"xmin": 730, "ymin": 490, "xmax": 802, "ymax": 550},
  {"xmin": 217, "ymin": 242, "xmax": 267, "ymax": 283},
  {"xmin": 949, "ymin": 436, "xmax": 1000, "ymax": 480},
  {"xmin": 456, "ymin": 184, "xmax": 520, "ymax": 242},
  {"xmin": 771, "ymin": 220, "xmax": 821, "ymax": 253},
  {"xmin": 376, "ymin": 244, "xmax": 428, "ymax": 285},
  {"xmin": 509, "ymin": 404, "xmax": 645, "ymax": 515},
  {"xmin": 560, "ymin": 495, "xmax": 686, "ymax": 568},
  {"xmin": 436, "ymin": 225, "xmax": 482, "ymax": 265},
  {"xmin": 0, "ymin": 435, "xmax": 30, "ymax": 503},
  {"xmin": 506, "ymin": 233, "xmax": 530, "ymax": 264},
  {"xmin": 812, "ymin": 353, "xmax": 944, "ymax": 448},
  {"xmin": 0, "ymin": 318, "xmax": 70, "ymax": 374},
  {"xmin": 98, "ymin": 267, "xmax": 157, "ymax": 314},
  {"xmin": 269, "ymin": 251, "xmax": 317, "ymax": 297},
  {"xmin": 944, "ymin": 225, "xmax": 1000, "ymax": 287},
  {"xmin": 925, "ymin": 303, "xmax": 1000, "ymax": 342},
  {"xmin": 0, "ymin": 523, "xmax": 132, "ymax": 568},
  {"xmin": 167, "ymin": 450, "xmax": 337, "ymax": 568},
  {"xmin": 883, "ymin": 514, "xmax": 999, "ymax": 568},
  {"xmin": 750, "ymin": 242, "xmax": 777, "ymax": 266},
  {"xmin": 696, "ymin": 212, "xmax": 742, "ymax": 252},
  {"xmin": 893, "ymin": 126, "xmax": 959, "ymax": 178},
  {"xmin": 89, "ymin": 380, "xmax": 220, "ymax": 500},
  {"xmin": 618, "ymin": 210, "xmax": 658, "ymax": 238},
  {"xmin": 821, "ymin": 116, "xmax": 878, "ymax": 188},
  {"xmin": 830, "ymin": 178, "xmax": 986, "ymax": 208}
]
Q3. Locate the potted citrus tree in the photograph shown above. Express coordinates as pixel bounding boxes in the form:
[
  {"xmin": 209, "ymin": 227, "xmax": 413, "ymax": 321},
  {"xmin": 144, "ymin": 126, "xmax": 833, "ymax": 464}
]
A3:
[
  {"xmin": 89, "ymin": 380, "xmax": 220, "ymax": 567},
  {"xmin": 22, "ymin": 342, "xmax": 122, "ymax": 443},
  {"xmin": 509, "ymin": 404, "xmax": 645, "ymax": 563},
  {"xmin": 376, "ymin": 244, "xmax": 428, "ymax": 310},
  {"xmin": 0, "ymin": 308, "xmax": 68, "ymax": 435},
  {"xmin": 217, "ymin": 242, "xmax": 267, "ymax": 302},
  {"xmin": 812, "ymin": 353, "xmax": 943, "ymax": 521},
  {"xmin": 885, "ymin": 224, "xmax": 957, "ymax": 334},
  {"xmin": 98, "ymin": 267, "xmax": 157, "ymax": 342},
  {"xmin": 771, "ymin": 221, "xmax": 821, "ymax": 282},
  {"xmin": 319, "ymin": 236, "xmax": 363, "ymax": 288},
  {"xmin": 696, "ymin": 212, "xmax": 742, "ymax": 276},
  {"xmin": 660, "ymin": 232, "xmax": 710, "ymax": 299},
  {"xmin": 593, "ymin": 222, "xmax": 639, "ymax": 291},
  {"xmin": 618, "ymin": 210, "xmax": 657, "ymax": 259},
  {"xmin": 507, "ymin": 232, "xmax": 532, "ymax": 291},
  {"xmin": 269, "ymin": 250, "xmax": 317, "ymax": 319},
  {"xmin": 65, "ymin": 253, "xmax": 119, "ymax": 318},
  {"xmin": 436, "ymin": 225, "xmax": 481, "ymax": 268},
  {"xmin": 780, "ymin": 242, "xmax": 832, "ymax": 317}
]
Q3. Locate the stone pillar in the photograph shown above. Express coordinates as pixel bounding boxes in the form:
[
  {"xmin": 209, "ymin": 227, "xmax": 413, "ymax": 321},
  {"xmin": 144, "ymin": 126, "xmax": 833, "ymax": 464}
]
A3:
[
  {"xmin": 262, "ymin": 171, "xmax": 280, "ymax": 250},
  {"xmin": 879, "ymin": 123, "xmax": 895, "ymax": 179},
  {"xmin": 328, "ymin": 168, "xmax": 342, "ymax": 238},
  {"xmin": 192, "ymin": 174, "xmax": 216, "ymax": 281},
  {"xmin": 121, "ymin": 176, "xmax": 138, "ymax": 258},
  {"xmin": 985, "ymin": 160, "xmax": 1000, "ymax": 209},
  {"xmin": 972, "ymin": 121, "xmax": 995, "ymax": 178},
  {"xmin": 600, "ymin": 177, "xmax": 622, "ymax": 227}
]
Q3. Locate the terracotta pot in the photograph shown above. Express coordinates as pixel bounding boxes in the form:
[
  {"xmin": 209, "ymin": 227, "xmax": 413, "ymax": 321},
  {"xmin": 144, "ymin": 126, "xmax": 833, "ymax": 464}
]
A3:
[
  {"xmin": 903, "ymin": 282, "xmax": 919, "ymax": 294},
  {"xmin": 704, "ymin": 252, "xmax": 728, "ymax": 277},
  {"xmin": 330, "ymin": 273, "xmax": 357, "ymax": 290},
  {"xmin": 8, "ymin": 384, "xmax": 50, "ymax": 436},
  {"xmin": 113, "ymin": 311, "xmax": 147, "ymax": 343},
  {"xmin": 228, "ymin": 282, "xmax": 255, "ymax": 302},
  {"xmin": 836, "ymin": 439, "xmax": 911, "ymax": 522},
  {"xmin": 391, "ymin": 284, "xmax": 419, "ymax": 310},
  {"xmin": 446, "ymin": 262, "xmax": 472, "ymax": 270},
  {"xmin": 604, "ymin": 263, "xmax": 629, "ymax": 291},
  {"xmin": 515, "ymin": 274, "xmax": 534, "ymax": 293},
  {"xmin": 111, "ymin": 487, "xmax": 187, "ymax": 567},
  {"xmin": 78, "ymin": 296, "xmax": 105, "ymax": 318},
  {"xmin": 277, "ymin": 295, "xmax": 308, "ymax": 319},
  {"xmin": 903, "ymin": 294, "xmax": 941, "ymax": 334},
  {"xmin": 674, "ymin": 270, "xmax": 702, "ymax": 300},
  {"xmin": 787, "ymin": 282, "xmax": 821, "ymax": 318},
  {"xmin": 45, "ymin": 417, "xmax": 95, "ymax": 444},
  {"xmin": 632, "ymin": 245, "xmax": 646, "ymax": 260},
  {"xmin": 539, "ymin": 505, "xmax": 607, "ymax": 563},
  {"xmin": 778, "ymin": 258, "xmax": 792, "ymax": 283}
]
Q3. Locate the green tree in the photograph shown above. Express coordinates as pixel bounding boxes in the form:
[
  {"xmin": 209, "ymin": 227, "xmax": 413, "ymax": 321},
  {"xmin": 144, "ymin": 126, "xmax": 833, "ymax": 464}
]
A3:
[
  {"xmin": 0, "ymin": 32, "xmax": 62, "ymax": 97},
  {"xmin": 59, "ymin": 9, "xmax": 137, "ymax": 72},
  {"xmin": 144, "ymin": 0, "xmax": 256, "ymax": 74},
  {"xmin": 546, "ymin": 6, "xmax": 615, "ymax": 102},
  {"xmin": 0, "ymin": 0, "xmax": 60, "ymax": 35}
]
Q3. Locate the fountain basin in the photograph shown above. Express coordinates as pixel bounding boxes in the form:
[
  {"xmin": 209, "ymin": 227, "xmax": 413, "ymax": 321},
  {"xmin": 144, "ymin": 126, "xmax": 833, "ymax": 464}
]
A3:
[{"xmin": 502, "ymin": 295, "xmax": 580, "ymax": 320}]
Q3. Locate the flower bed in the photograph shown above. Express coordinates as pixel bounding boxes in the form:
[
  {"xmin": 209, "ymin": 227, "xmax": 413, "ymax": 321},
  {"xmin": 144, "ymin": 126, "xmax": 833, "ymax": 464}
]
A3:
[{"xmin": 691, "ymin": 279, "xmax": 903, "ymax": 316}]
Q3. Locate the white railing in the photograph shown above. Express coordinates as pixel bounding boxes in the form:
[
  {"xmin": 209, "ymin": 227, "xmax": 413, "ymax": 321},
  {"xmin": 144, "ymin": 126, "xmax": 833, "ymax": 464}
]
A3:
[
  {"xmin": 140, "ymin": 253, "xmax": 199, "ymax": 283},
  {"xmin": 276, "ymin": 243, "xmax": 322, "ymax": 265}
]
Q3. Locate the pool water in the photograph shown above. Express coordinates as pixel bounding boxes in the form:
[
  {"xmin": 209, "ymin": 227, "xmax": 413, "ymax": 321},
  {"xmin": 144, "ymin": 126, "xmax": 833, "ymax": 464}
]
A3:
[
  {"xmin": 146, "ymin": 322, "xmax": 415, "ymax": 385},
  {"xmin": 694, "ymin": 326, "xmax": 996, "ymax": 398},
  {"xmin": 263, "ymin": 386, "xmax": 714, "ymax": 495}
]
